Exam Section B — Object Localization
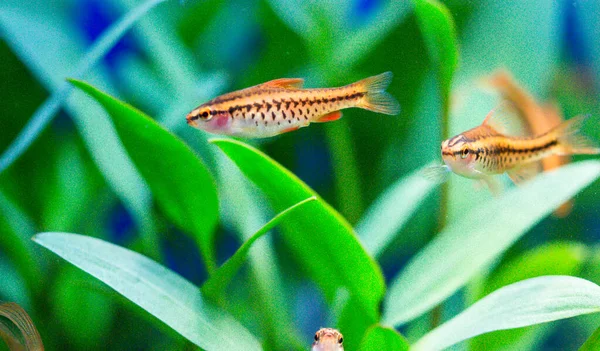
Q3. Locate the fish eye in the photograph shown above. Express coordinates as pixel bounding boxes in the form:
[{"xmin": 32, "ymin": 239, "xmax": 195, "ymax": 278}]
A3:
[
  {"xmin": 198, "ymin": 108, "xmax": 212, "ymax": 121},
  {"xmin": 461, "ymin": 148, "xmax": 470, "ymax": 159},
  {"xmin": 338, "ymin": 337, "xmax": 343, "ymax": 344},
  {"xmin": 314, "ymin": 333, "xmax": 319, "ymax": 342}
]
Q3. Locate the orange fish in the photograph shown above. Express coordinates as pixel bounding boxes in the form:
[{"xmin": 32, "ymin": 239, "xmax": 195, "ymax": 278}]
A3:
[
  {"xmin": 427, "ymin": 105, "xmax": 600, "ymax": 193},
  {"xmin": 312, "ymin": 328, "xmax": 344, "ymax": 351},
  {"xmin": 186, "ymin": 72, "xmax": 400, "ymax": 138}
]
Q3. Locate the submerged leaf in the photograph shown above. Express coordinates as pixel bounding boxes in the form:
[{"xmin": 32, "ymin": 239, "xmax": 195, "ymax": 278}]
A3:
[
  {"xmin": 202, "ymin": 196, "xmax": 317, "ymax": 300},
  {"xmin": 579, "ymin": 324, "xmax": 600, "ymax": 351},
  {"xmin": 383, "ymin": 161, "xmax": 600, "ymax": 327},
  {"xmin": 357, "ymin": 325, "xmax": 409, "ymax": 351},
  {"xmin": 356, "ymin": 165, "xmax": 440, "ymax": 258},
  {"xmin": 211, "ymin": 138, "xmax": 385, "ymax": 319},
  {"xmin": 0, "ymin": 302, "xmax": 43, "ymax": 351},
  {"xmin": 413, "ymin": 276, "xmax": 600, "ymax": 351},
  {"xmin": 70, "ymin": 80, "xmax": 219, "ymax": 271},
  {"xmin": 33, "ymin": 232, "xmax": 261, "ymax": 351}
]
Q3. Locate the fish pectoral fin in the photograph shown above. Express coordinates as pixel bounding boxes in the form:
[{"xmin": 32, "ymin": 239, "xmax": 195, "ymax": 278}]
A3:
[
  {"xmin": 314, "ymin": 111, "xmax": 343, "ymax": 123},
  {"xmin": 257, "ymin": 78, "xmax": 304, "ymax": 89},
  {"xmin": 481, "ymin": 100, "xmax": 529, "ymax": 137},
  {"xmin": 507, "ymin": 162, "xmax": 541, "ymax": 185},
  {"xmin": 420, "ymin": 165, "xmax": 451, "ymax": 184}
]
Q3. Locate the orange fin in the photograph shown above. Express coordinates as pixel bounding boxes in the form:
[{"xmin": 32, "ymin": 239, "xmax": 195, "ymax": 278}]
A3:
[
  {"xmin": 282, "ymin": 126, "xmax": 300, "ymax": 134},
  {"xmin": 507, "ymin": 162, "xmax": 541, "ymax": 185},
  {"xmin": 354, "ymin": 72, "xmax": 400, "ymax": 115},
  {"xmin": 257, "ymin": 78, "xmax": 304, "ymax": 90},
  {"xmin": 314, "ymin": 111, "xmax": 343, "ymax": 123},
  {"xmin": 553, "ymin": 115, "xmax": 600, "ymax": 155},
  {"xmin": 481, "ymin": 101, "xmax": 529, "ymax": 136}
]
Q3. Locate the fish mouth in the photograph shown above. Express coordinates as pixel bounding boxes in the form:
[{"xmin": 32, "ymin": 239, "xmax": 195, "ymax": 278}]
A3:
[{"xmin": 186, "ymin": 113, "xmax": 199, "ymax": 127}]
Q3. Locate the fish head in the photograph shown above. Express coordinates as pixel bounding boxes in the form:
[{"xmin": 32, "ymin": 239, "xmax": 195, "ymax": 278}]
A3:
[
  {"xmin": 311, "ymin": 328, "xmax": 344, "ymax": 351},
  {"xmin": 441, "ymin": 135, "xmax": 480, "ymax": 178},
  {"xmin": 186, "ymin": 104, "xmax": 232, "ymax": 135}
]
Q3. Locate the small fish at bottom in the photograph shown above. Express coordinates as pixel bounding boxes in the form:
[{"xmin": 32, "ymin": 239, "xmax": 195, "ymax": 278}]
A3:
[
  {"xmin": 425, "ymin": 104, "xmax": 600, "ymax": 193},
  {"xmin": 186, "ymin": 72, "xmax": 400, "ymax": 138},
  {"xmin": 312, "ymin": 328, "xmax": 344, "ymax": 351}
]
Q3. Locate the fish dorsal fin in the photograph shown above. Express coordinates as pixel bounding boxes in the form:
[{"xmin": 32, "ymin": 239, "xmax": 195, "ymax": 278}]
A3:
[
  {"xmin": 482, "ymin": 101, "xmax": 529, "ymax": 137},
  {"xmin": 257, "ymin": 78, "xmax": 304, "ymax": 90}
]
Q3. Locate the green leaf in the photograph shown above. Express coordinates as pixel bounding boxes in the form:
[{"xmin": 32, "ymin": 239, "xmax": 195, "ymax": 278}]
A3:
[
  {"xmin": 413, "ymin": 276, "xmax": 600, "ymax": 351},
  {"xmin": 210, "ymin": 138, "xmax": 385, "ymax": 318},
  {"xmin": 0, "ymin": 0, "xmax": 167, "ymax": 173},
  {"xmin": 202, "ymin": 196, "xmax": 317, "ymax": 300},
  {"xmin": 70, "ymin": 79, "xmax": 219, "ymax": 271},
  {"xmin": 383, "ymin": 161, "xmax": 600, "ymax": 327},
  {"xmin": 579, "ymin": 324, "xmax": 600, "ymax": 351},
  {"xmin": 356, "ymin": 165, "xmax": 440, "ymax": 258},
  {"xmin": 33, "ymin": 232, "xmax": 262, "ymax": 351},
  {"xmin": 471, "ymin": 242, "xmax": 590, "ymax": 351},
  {"xmin": 413, "ymin": 0, "xmax": 458, "ymax": 102},
  {"xmin": 357, "ymin": 325, "xmax": 409, "ymax": 351}
]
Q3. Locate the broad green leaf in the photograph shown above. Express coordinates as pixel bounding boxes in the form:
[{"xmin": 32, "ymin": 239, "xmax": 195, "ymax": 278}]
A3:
[
  {"xmin": 413, "ymin": 276, "xmax": 600, "ymax": 351},
  {"xmin": 413, "ymin": 0, "xmax": 458, "ymax": 102},
  {"xmin": 383, "ymin": 161, "xmax": 600, "ymax": 327},
  {"xmin": 211, "ymin": 138, "xmax": 385, "ymax": 319},
  {"xmin": 357, "ymin": 325, "xmax": 409, "ymax": 351},
  {"xmin": 70, "ymin": 80, "xmax": 219, "ymax": 271},
  {"xmin": 33, "ymin": 232, "xmax": 262, "ymax": 351},
  {"xmin": 202, "ymin": 196, "xmax": 317, "ymax": 300},
  {"xmin": 580, "ymin": 324, "xmax": 600, "ymax": 351},
  {"xmin": 0, "ymin": 302, "xmax": 43, "ymax": 351},
  {"xmin": 0, "ymin": 0, "xmax": 167, "ymax": 173},
  {"xmin": 356, "ymin": 165, "xmax": 440, "ymax": 258},
  {"xmin": 471, "ymin": 242, "xmax": 589, "ymax": 351}
]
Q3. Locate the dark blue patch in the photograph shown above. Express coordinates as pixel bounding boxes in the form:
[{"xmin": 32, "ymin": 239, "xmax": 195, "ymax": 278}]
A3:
[
  {"xmin": 72, "ymin": 0, "xmax": 140, "ymax": 70},
  {"xmin": 563, "ymin": 0, "xmax": 589, "ymax": 66},
  {"xmin": 107, "ymin": 203, "xmax": 136, "ymax": 245},
  {"xmin": 162, "ymin": 229, "xmax": 207, "ymax": 285},
  {"xmin": 350, "ymin": 0, "xmax": 382, "ymax": 27}
]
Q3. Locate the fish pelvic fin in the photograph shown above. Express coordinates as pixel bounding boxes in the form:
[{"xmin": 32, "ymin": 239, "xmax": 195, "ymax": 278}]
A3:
[
  {"xmin": 354, "ymin": 72, "xmax": 401, "ymax": 115},
  {"xmin": 507, "ymin": 162, "xmax": 542, "ymax": 185},
  {"xmin": 314, "ymin": 111, "xmax": 343, "ymax": 123},
  {"xmin": 552, "ymin": 115, "xmax": 600, "ymax": 155}
]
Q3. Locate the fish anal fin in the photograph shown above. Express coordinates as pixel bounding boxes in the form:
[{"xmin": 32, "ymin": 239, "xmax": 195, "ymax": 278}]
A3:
[
  {"xmin": 282, "ymin": 126, "xmax": 300, "ymax": 134},
  {"xmin": 481, "ymin": 101, "xmax": 529, "ymax": 137},
  {"xmin": 258, "ymin": 78, "xmax": 304, "ymax": 89},
  {"xmin": 314, "ymin": 111, "xmax": 343, "ymax": 123},
  {"xmin": 507, "ymin": 162, "xmax": 541, "ymax": 185}
]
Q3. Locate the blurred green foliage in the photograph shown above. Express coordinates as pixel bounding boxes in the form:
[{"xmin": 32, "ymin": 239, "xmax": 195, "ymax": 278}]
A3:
[{"xmin": 2, "ymin": 0, "xmax": 600, "ymax": 350}]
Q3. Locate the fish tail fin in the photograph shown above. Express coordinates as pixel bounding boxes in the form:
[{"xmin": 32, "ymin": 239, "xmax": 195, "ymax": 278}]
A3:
[
  {"xmin": 354, "ymin": 72, "xmax": 401, "ymax": 115},
  {"xmin": 552, "ymin": 115, "xmax": 600, "ymax": 155}
]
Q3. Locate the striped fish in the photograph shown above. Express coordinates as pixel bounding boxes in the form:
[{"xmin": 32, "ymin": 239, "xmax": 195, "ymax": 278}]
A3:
[
  {"xmin": 186, "ymin": 72, "xmax": 400, "ymax": 138},
  {"xmin": 426, "ymin": 105, "xmax": 600, "ymax": 193},
  {"xmin": 312, "ymin": 328, "xmax": 344, "ymax": 351}
]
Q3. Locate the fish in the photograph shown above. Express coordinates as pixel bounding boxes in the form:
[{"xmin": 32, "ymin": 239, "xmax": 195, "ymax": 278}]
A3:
[
  {"xmin": 186, "ymin": 72, "xmax": 400, "ymax": 138},
  {"xmin": 426, "ymin": 104, "xmax": 600, "ymax": 193},
  {"xmin": 312, "ymin": 328, "xmax": 344, "ymax": 351}
]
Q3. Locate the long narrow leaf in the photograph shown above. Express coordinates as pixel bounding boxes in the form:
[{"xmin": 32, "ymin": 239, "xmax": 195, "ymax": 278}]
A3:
[
  {"xmin": 0, "ymin": 0, "xmax": 167, "ymax": 173},
  {"xmin": 202, "ymin": 196, "xmax": 317, "ymax": 300},
  {"xmin": 383, "ymin": 161, "xmax": 600, "ymax": 326},
  {"xmin": 579, "ymin": 324, "xmax": 600, "ymax": 351},
  {"xmin": 357, "ymin": 325, "xmax": 409, "ymax": 351},
  {"xmin": 33, "ymin": 232, "xmax": 262, "ymax": 351},
  {"xmin": 356, "ymin": 165, "xmax": 440, "ymax": 257},
  {"xmin": 211, "ymin": 138, "xmax": 385, "ymax": 320},
  {"xmin": 70, "ymin": 80, "xmax": 219, "ymax": 271},
  {"xmin": 413, "ymin": 276, "xmax": 600, "ymax": 351}
]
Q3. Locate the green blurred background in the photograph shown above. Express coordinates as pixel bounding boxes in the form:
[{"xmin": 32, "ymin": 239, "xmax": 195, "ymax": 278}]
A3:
[{"xmin": 1, "ymin": 0, "xmax": 600, "ymax": 350}]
